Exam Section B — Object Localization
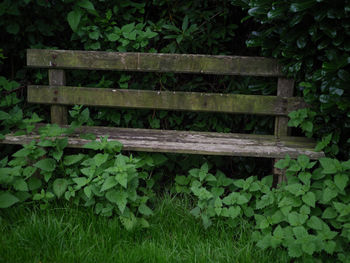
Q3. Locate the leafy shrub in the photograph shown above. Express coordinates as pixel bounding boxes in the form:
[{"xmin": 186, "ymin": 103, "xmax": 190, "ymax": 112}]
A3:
[
  {"xmin": 231, "ymin": 0, "xmax": 350, "ymax": 158},
  {"xmin": 175, "ymin": 155, "xmax": 350, "ymax": 261}
]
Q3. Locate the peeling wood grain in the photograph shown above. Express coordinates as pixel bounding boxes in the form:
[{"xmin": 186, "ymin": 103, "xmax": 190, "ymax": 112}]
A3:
[{"xmin": 27, "ymin": 49, "xmax": 283, "ymax": 77}]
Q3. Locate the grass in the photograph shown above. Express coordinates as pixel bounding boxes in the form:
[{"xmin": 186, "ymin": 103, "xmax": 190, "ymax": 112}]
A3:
[{"xmin": 0, "ymin": 194, "xmax": 290, "ymax": 263}]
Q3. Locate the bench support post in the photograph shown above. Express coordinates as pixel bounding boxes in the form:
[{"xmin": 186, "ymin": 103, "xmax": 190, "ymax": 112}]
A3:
[
  {"xmin": 274, "ymin": 78, "xmax": 294, "ymax": 185},
  {"xmin": 49, "ymin": 69, "xmax": 67, "ymax": 125}
]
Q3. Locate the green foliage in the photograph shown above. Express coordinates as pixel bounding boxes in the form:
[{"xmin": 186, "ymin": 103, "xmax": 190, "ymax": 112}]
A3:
[
  {"xmin": 232, "ymin": 0, "xmax": 350, "ymax": 158},
  {"xmin": 0, "ymin": 124, "xmax": 160, "ymax": 230},
  {"xmin": 175, "ymin": 155, "xmax": 350, "ymax": 261}
]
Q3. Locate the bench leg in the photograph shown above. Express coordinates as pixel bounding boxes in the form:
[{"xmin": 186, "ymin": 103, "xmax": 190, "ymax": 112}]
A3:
[{"xmin": 273, "ymin": 159, "xmax": 286, "ymax": 187}]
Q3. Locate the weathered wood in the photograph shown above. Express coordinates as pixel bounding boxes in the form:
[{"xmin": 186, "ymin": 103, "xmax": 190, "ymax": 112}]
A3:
[
  {"xmin": 27, "ymin": 49, "xmax": 283, "ymax": 77},
  {"xmin": 274, "ymin": 78, "xmax": 295, "ymax": 184},
  {"xmin": 27, "ymin": 85, "xmax": 307, "ymax": 116},
  {"xmin": 49, "ymin": 70, "xmax": 67, "ymax": 125},
  {"xmin": 2, "ymin": 125, "xmax": 324, "ymax": 159}
]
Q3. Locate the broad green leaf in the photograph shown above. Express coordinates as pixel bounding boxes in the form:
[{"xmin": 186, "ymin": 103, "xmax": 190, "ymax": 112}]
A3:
[
  {"xmin": 14, "ymin": 179, "xmax": 28, "ymax": 191},
  {"xmin": 6, "ymin": 23, "xmax": 19, "ymax": 35},
  {"xmin": 138, "ymin": 204, "xmax": 153, "ymax": 216},
  {"xmin": 288, "ymin": 244, "xmax": 303, "ymax": 258},
  {"xmin": 227, "ymin": 206, "xmax": 241, "ymax": 219},
  {"xmin": 77, "ymin": 0, "xmax": 95, "ymax": 11},
  {"xmin": 67, "ymin": 10, "xmax": 82, "ymax": 32},
  {"xmin": 298, "ymin": 172, "xmax": 311, "ymax": 185},
  {"xmin": 302, "ymin": 192, "xmax": 316, "ymax": 207},
  {"xmin": 81, "ymin": 167, "xmax": 95, "ymax": 177},
  {"xmin": 297, "ymin": 155, "xmax": 310, "ymax": 170},
  {"xmin": 324, "ymin": 241, "xmax": 336, "ymax": 254},
  {"xmin": 288, "ymin": 212, "xmax": 308, "ymax": 226},
  {"xmin": 0, "ymin": 111, "xmax": 10, "ymax": 120},
  {"xmin": 322, "ymin": 207, "xmax": 337, "ymax": 219},
  {"xmin": 83, "ymin": 141, "xmax": 101, "ymax": 150},
  {"xmin": 342, "ymin": 160, "xmax": 350, "ymax": 170},
  {"xmin": 323, "ymin": 187, "xmax": 338, "ymax": 202},
  {"xmin": 106, "ymin": 190, "xmax": 128, "ymax": 213},
  {"xmin": 319, "ymin": 158, "xmax": 337, "ymax": 174},
  {"xmin": 34, "ymin": 158, "xmax": 56, "ymax": 172},
  {"xmin": 72, "ymin": 177, "xmax": 88, "ymax": 188},
  {"xmin": 84, "ymin": 185, "xmax": 92, "ymax": 199},
  {"xmin": 285, "ymin": 183, "xmax": 303, "ymax": 195},
  {"xmin": 115, "ymin": 173, "xmax": 128, "ymax": 188},
  {"xmin": 28, "ymin": 177, "xmax": 42, "ymax": 191},
  {"xmin": 302, "ymin": 241, "xmax": 316, "ymax": 255},
  {"xmin": 293, "ymin": 226, "xmax": 308, "ymax": 239},
  {"xmin": 237, "ymin": 194, "xmax": 249, "ymax": 205},
  {"xmin": 175, "ymin": 175, "xmax": 190, "ymax": 185},
  {"xmin": 101, "ymin": 176, "xmax": 118, "ymax": 192},
  {"xmin": 0, "ymin": 192, "xmax": 19, "ymax": 208},
  {"xmin": 334, "ymin": 174, "xmax": 348, "ymax": 191},
  {"xmin": 53, "ymin": 179, "xmax": 68, "ymax": 198},
  {"xmin": 307, "ymin": 216, "xmax": 324, "ymax": 230},
  {"xmin": 63, "ymin": 154, "xmax": 85, "ymax": 166}
]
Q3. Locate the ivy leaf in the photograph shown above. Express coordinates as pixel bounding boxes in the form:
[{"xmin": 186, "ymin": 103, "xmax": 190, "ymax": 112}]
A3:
[
  {"xmin": 106, "ymin": 190, "xmax": 128, "ymax": 213},
  {"xmin": 67, "ymin": 10, "xmax": 82, "ymax": 32},
  {"xmin": 334, "ymin": 174, "xmax": 348, "ymax": 191},
  {"xmin": 53, "ymin": 179, "xmax": 68, "ymax": 198},
  {"xmin": 138, "ymin": 204, "xmax": 153, "ymax": 216},
  {"xmin": 0, "ymin": 192, "xmax": 20, "ymax": 208},
  {"xmin": 34, "ymin": 158, "xmax": 56, "ymax": 172},
  {"xmin": 302, "ymin": 192, "xmax": 316, "ymax": 207}
]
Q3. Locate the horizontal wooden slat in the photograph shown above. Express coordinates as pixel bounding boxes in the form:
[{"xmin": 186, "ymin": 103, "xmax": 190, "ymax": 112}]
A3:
[
  {"xmin": 28, "ymin": 85, "xmax": 307, "ymax": 116},
  {"xmin": 27, "ymin": 49, "xmax": 282, "ymax": 77},
  {"xmin": 1, "ymin": 125, "xmax": 324, "ymax": 159}
]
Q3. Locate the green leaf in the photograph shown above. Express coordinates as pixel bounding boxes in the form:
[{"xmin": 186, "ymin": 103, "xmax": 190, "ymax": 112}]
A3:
[
  {"xmin": 53, "ymin": 179, "xmax": 68, "ymax": 198},
  {"xmin": 302, "ymin": 241, "xmax": 316, "ymax": 255},
  {"xmin": 138, "ymin": 204, "xmax": 153, "ymax": 216},
  {"xmin": 105, "ymin": 190, "xmax": 128, "ymax": 213},
  {"xmin": 307, "ymin": 216, "xmax": 324, "ymax": 230},
  {"xmin": 14, "ymin": 179, "xmax": 28, "ymax": 191},
  {"xmin": 319, "ymin": 158, "xmax": 337, "ymax": 174},
  {"xmin": 34, "ymin": 158, "xmax": 56, "ymax": 172},
  {"xmin": 302, "ymin": 192, "xmax": 316, "ymax": 207},
  {"xmin": 0, "ymin": 192, "xmax": 20, "ymax": 208},
  {"xmin": 77, "ymin": 0, "xmax": 95, "ymax": 11},
  {"xmin": 6, "ymin": 23, "xmax": 19, "ymax": 35},
  {"xmin": 288, "ymin": 212, "xmax": 308, "ymax": 226},
  {"xmin": 72, "ymin": 177, "xmax": 88, "ymax": 188},
  {"xmin": 93, "ymin": 153, "xmax": 108, "ymax": 167},
  {"xmin": 115, "ymin": 173, "xmax": 128, "ymax": 188},
  {"xmin": 323, "ymin": 187, "xmax": 338, "ymax": 202},
  {"xmin": 334, "ymin": 174, "xmax": 348, "ymax": 191},
  {"xmin": 67, "ymin": 10, "xmax": 82, "ymax": 32},
  {"xmin": 322, "ymin": 207, "xmax": 337, "ymax": 219},
  {"xmin": 64, "ymin": 154, "xmax": 85, "ymax": 166},
  {"xmin": 101, "ymin": 176, "xmax": 118, "ymax": 192},
  {"xmin": 288, "ymin": 243, "xmax": 303, "ymax": 258},
  {"xmin": 28, "ymin": 177, "xmax": 42, "ymax": 191},
  {"xmin": 84, "ymin": 185, "xmax": 92, "ymax": 199},
  {"xmin": 227, "ymin": 206, "xmax": 241, "ymax": 219},
  {"xmin": 297, "ymin": 155, "xmax": 310, "ymax": 170},
  {"xmin": 0, "ymin": 111, "xmax": 10, "ymax": 120}
]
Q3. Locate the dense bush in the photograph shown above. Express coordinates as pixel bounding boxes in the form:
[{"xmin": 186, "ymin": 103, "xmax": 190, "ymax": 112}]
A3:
[{"xmin": 231, "ymin": 0, "xmax": 350, "ymax": 159}]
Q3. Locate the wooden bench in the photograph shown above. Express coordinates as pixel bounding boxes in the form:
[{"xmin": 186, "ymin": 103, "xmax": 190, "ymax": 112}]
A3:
[{"xmin": 2, "ymin": 49, "xmax": 324, "ymax": 176}]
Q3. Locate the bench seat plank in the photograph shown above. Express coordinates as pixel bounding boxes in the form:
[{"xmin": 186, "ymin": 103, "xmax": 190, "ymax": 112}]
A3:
[{"xmin": 2, "ymin": 125, "xmax": 324, "ymax": 159}]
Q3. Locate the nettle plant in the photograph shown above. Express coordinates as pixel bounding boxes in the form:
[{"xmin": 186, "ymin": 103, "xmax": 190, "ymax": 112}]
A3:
[
  {"xmin": 0, "ymin": 124, "xmax": 157, "ymax": 230},
  {"xmin": 176, "ymin": 155, "xmax": 350, "ymax": 261}
]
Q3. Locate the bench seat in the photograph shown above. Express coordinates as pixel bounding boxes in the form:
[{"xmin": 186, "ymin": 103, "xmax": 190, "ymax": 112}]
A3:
[{"xmin": 2, "ymin": 125, "xmax": 324, "ymax": 159}]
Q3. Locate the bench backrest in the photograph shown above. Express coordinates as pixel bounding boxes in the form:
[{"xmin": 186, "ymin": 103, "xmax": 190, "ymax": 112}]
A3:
[{"xmin": 26, "ymin": 49, "xmax": 305, "ymax": 138}]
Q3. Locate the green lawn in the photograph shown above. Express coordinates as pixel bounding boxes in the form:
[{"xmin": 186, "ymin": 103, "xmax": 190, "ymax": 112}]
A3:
[{"xmin": 0, "ymin": 194, "xmax": 289, "ymax": 263}]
